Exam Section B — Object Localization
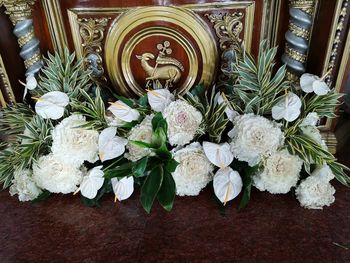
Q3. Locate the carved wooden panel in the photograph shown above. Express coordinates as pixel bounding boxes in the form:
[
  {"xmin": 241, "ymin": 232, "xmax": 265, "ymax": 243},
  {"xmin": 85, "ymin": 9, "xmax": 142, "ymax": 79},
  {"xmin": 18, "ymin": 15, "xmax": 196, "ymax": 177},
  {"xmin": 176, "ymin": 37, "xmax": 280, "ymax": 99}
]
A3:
[{"xmin": 32, "ymin": 0, "xmax": 283, "ymax": 97}]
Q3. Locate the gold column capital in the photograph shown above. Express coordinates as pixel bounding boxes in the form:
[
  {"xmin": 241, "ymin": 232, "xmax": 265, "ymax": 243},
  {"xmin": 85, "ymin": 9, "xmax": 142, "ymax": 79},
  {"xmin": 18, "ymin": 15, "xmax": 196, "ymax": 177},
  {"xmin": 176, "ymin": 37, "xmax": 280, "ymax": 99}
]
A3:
[{"xmin": 1, "ymin": 0, "xmax": 36, "ymax": 25}]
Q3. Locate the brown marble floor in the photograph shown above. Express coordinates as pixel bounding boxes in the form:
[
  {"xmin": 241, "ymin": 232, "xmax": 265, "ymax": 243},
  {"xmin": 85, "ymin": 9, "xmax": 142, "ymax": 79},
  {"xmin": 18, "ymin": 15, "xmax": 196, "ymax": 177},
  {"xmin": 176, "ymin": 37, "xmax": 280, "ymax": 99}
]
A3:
[{"xmin": 1, "ymin": 144, "xmax": 350, "ymax": 263}]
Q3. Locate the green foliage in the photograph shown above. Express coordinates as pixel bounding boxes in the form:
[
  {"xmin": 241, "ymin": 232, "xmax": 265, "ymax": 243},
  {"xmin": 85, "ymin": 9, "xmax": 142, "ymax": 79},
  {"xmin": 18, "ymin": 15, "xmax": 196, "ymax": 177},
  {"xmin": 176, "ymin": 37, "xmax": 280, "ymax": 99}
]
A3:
[
  {"xmin": 231, "ymin": 41, "xmax": 290, "ymax": 115},
  {"xmin": 0, "ymin": 103, "xmax": 34, "ymax": 138},
  {"xmin": 184, "ymin": 85, "xmax": 229, "ymax": 143},
  {"xmin": 70, "ymin": 88, "xmax": 108, "ymax": 131},
  {"xmin": 301, "ymin": 91, "xmax": 343, "ymax": 119},
  {"xmin": 32, "ymin": 47, "xmax": 91, "ymax": 99},
  {"xmin": 286, "ymin": 131, "xmax": 350, "ymax": 186},
  {"xmin": 0, "ymin": 145, "xmax": 23, "ymax": 188}
]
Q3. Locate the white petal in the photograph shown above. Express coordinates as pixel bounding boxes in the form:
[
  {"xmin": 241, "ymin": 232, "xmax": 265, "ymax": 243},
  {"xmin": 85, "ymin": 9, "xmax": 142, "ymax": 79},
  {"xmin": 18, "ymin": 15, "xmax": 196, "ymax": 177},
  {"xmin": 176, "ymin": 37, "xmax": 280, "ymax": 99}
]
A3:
[
  {"xmin": 313, "ymin": 80, "xmax": 330, "ymax": 95},
  {"xmin": 26, "ymin": 75, "xmax": 37, "ymax": 90},
  {"xmin": 147, "ymin": 89, "xmax": 174, "ymax": 112},
  {"xmin": 111, "ymin": 176, "xmax": 134, "ymax": 201},
  {"xmin": 216, "ymin": 94, "xmax": 239, "ymax": 122},
  {"xmin": 108, "ymin": 100, "xmax": 140, "ymax": 122},
  {"xmin": 99, "ymin": 127, "xmax": 128, "ymax": 162},
  {"xmin": 300, "ymin": 73, "xmax": 319, "ymax": 93},
  {"xmin": 203, "ymin": 141, "xmax": 233, "ymax": 168},
  {"xmin": 80, "ymin": 166, "xmax": 105, "ymax": 199},
  {"xmin": 300, "ymin": 112, "xmax": 319, "ymax": 127},
  {"xmin": 35, "ymin": 91, "xmax": 69, "ymax": 120},
  {"xmin": 213, "ymin": 167, "xmax": 243, "ymax": 204},
  {"xmin": 272, "ymin": 92, "xmax": 301, "ymax": 122}
]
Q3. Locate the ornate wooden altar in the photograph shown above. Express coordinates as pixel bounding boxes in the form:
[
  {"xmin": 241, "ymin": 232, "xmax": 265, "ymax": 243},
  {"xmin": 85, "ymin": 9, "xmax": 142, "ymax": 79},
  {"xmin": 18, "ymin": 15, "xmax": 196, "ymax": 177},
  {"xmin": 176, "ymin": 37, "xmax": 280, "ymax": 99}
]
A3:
[{"xmin": 0, "ymin": 0, "xmax": 350, "ymax": 152}]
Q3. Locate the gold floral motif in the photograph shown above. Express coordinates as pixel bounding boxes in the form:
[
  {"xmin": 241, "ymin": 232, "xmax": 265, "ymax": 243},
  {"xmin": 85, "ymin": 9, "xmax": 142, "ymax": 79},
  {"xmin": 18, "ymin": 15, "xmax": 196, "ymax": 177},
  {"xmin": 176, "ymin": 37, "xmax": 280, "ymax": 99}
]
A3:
[
  {"xmin": 290, "ymin": 0, "xmax": 316, "ymax": 15},
  {"xmin": 285, "ymin": 45, "xmax": 307, "ymax": 63},
  {"xmin": 289, "ymin": 22, "xmax": 310, "ymax": 40},
  {"xmin": 77, "ymin": 17, "xmax": 110, "ymax": 82},
  {"xmin": 206, "ymin": 12, "xmax": 244, "ymax": 51},
  {"xmin": 0, "ymin": 55, "xmax": 15, "ymax": 106}
]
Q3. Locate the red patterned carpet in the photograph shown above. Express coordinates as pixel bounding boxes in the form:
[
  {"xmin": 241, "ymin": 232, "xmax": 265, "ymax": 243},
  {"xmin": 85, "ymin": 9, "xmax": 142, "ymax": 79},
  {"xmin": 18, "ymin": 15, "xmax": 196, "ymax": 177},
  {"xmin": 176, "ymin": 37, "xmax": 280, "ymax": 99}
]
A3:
[{"xmin": 0, "ymin": 137, "xmax": 349, "ymax": 263}]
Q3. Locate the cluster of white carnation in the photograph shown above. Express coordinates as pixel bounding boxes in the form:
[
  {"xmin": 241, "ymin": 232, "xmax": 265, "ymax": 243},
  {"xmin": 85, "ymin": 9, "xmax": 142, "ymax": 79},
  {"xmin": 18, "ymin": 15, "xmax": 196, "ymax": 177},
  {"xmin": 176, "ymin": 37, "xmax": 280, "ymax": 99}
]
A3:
[
  {"xmin": 172, "ymin": 142, "xmax": 214, "ymax": 196},
  {"xmin": 32, "ymin": 114, "xmax": 99, "ymax": 194},
  {"xmin": 253, "ymin": 150, "xmax": 303, "ymax": 194},
  {"xmin": 33, "ymin": 154, "xmax": 85, "ymax": 194},
  {"xmin": 295, "ymin": 165, "xmax": 335, "ymax": 209},
  {"xmin": 125, "ymin": 114, "xmax": 154, "ymax": 161},
  {"xmin": 229, "ymin": 114, "xmax": 284, "ymax": 166},
  {"xmin": 9, "ymin": 169, "xmax": 42, "ymax": 202},
  {"xmin": 163, "ymin": 100, "xmax": 203, "ymax": 146},
  {"xmin": 51, "ymin": 114, "xmax": 99, "ymax": 165}
]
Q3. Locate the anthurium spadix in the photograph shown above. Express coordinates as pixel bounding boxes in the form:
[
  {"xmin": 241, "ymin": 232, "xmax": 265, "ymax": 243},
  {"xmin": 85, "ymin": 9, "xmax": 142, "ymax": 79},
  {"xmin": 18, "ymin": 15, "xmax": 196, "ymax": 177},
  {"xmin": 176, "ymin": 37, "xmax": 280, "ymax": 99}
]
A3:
[
  {"xmin": 300, "ymin": 73, "xmax": 330, "ymax": 95},
  {"xmin": 34, "ymin": 91, "xmax": 69, "ymax": 120},
  {"xmin": 272, "ymin": 92, "xmax": 301, "ymax": 122},
  {"xmin": 111, "ymin": 176, "xmax": 134, "ymax": 202},
  {"xmin": 98, "ymin": 127, "xmax": 128, "ymax": 162},
  {"xmin": 108, "ymin": 100, "xmax": 140, "ymax": 122},
  {"xmin": 203, "ymin": 141, "xmax": 233, "ymax": 168},
  {"xmin": 147, "ymin": 88, "xmax": 174, "ymax": 112},
  {"xmin": 213, "ymin": 167, "xmax": 243, "ymax": 205},
  {"xmin": 75, "ymin": 166, "xmax": 105, "ymax": 199}
]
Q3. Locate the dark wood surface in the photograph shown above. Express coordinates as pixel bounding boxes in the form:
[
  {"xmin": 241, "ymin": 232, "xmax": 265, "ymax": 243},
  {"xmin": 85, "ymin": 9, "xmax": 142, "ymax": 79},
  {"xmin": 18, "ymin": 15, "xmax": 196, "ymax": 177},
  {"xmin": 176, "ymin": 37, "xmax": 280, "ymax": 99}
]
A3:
[{"xmin": 0, "ymin": 129, "xmax": 349, "ymax": 263}]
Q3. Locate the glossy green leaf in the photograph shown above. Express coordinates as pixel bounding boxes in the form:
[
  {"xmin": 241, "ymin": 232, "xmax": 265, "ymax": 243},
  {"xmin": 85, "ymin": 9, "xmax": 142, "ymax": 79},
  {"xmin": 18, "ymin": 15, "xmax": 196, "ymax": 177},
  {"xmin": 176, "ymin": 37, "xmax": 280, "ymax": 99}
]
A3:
[
  {"xmin": 157, "ymin": 171, "xmax": 176, "ymax": 211},
  {"xmin": 165, "ymin": 158, "xmax": 179, "ymax": 173},
  {"xmin": 140, "ymin": 165, "xmax": 163, "ymax": 213},
  {"xmin": 104, "ymin": 162, "xmax": 133, "ymax": 179},
  {"xmin": 133, "ymin": 157, "xmax": 148, "ymax": 177},
  {"xmin": 238, "ymin": 165, "xmax": 259, "ymax": 210}
]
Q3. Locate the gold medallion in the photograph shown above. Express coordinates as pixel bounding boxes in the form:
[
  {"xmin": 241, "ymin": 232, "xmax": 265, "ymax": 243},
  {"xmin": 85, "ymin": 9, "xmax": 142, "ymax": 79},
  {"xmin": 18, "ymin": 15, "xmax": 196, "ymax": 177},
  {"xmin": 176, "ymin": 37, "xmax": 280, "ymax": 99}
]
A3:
[{"xmin": 105, "ymin": 6, "xmax": 218, "ymax": 97}]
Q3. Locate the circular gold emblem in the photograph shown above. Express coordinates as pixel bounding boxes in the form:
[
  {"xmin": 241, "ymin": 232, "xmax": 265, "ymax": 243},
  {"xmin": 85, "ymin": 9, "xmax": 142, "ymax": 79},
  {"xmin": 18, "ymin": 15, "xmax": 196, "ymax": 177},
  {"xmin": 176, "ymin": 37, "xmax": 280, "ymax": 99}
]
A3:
[{"xmin": 105, "ymin": 6, "xmax": 218, "ymax": 97}]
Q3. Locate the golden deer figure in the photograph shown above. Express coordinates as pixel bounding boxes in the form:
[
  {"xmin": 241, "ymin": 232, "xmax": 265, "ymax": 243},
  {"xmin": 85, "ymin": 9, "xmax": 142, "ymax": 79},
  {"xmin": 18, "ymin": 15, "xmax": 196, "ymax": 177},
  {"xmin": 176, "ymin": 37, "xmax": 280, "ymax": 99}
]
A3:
[{"xmin": 136, "ymin": 52, "xmax": 184, "ymax": 87}]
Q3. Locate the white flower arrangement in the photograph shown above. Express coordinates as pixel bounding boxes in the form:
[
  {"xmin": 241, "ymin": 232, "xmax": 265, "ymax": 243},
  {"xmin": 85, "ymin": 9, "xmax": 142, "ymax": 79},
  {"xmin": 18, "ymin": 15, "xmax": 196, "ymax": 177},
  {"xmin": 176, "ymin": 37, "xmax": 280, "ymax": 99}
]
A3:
[
  {"xmin": 253, "ymin": 150, "xmax": 303, "ymax": 194},
  {"xmin": 229, "ymin": 114, "xmax": 284, "ymax": 166},
  {"xmin": 172, "ymin": 142, "xmax": 214, "ymax": 196},
  {"xmin": 51, "ymin": 114, "xmax": 99, "ymax": 165},
  {"xmin": 32, "ymin": 154, "xmax": 84, "ymax": 194},
  {"xmin": 163, "ymin": 100, "xmax": 203, "ymax": 146},
  {"xmin": 295, "ymin": 165, "xmax": 335, "ymax": 209},
  {"xmin": 9, "ymin": 169, "xmax": 42, "ymax": 202},
  {"xmin": 0, "ymin": 43, "xmax": 348, "ymax": 213}
]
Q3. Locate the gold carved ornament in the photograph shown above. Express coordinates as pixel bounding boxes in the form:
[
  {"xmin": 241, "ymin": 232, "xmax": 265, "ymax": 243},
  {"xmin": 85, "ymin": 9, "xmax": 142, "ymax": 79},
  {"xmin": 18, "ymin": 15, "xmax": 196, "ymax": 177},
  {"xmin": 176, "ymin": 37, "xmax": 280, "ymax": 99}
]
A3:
[
  {"xmin": 78, "ymin": 17, "xmax": 110, "ymax": 82},
  {"xmin": 1, "ymin": 0, "xmax": 35, "ymax": 25},
  {"xmin": 136, "ymin": 41, "xmax": 184, "ymax": 89}
]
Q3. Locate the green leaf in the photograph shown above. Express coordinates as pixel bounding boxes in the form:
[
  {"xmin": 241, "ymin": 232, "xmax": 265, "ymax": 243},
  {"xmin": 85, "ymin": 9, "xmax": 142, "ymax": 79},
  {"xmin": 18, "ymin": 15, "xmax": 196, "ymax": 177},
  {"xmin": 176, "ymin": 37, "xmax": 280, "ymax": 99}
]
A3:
[
  {"xmin": 138, "ymin": 94, "xmax": 148, "ymax": 107},
  {"xmin": 104, "ymin": 162, "xmax": 133, "ymax": 179},
  {"xmin": 238, "ymin": 165, "xmax": 259, "ymax": 210},
  {"xmin": 157, "ymin": 171, "xmax": 176, "ymax": 211},
  {"xmin": 115, "ymin": 95, "xmax": 134, "ymax": 107},
  {"xmin": 165, "ymin": 158, "xmax": 179, "ymax": 173},
  {"xmin": 31, "ymin": 190, "xmax": 51, "ymax": 203},
  {"xmin": 133, "ymin": 157, "xmax": 149, "ymax": 177},
  {"xmin": 140, "ymin": 165, "xmax": 164, "ymax": 213},
  {"xmin": 129, "ymin": 140, "xmax": 153, "ymax": 149}
]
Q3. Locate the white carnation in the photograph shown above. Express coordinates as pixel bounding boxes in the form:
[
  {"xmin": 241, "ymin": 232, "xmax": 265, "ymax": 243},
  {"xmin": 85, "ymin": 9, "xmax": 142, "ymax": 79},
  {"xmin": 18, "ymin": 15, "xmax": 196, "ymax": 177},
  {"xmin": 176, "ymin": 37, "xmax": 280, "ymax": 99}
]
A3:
[
  {"xmin": 51, "ymin": 114, "xmax": 99, "ymax": 165},
  {"xmin": 33, "ymin": 154, "xmax": 84, "ymax": 194},
  {"xmin": 229, "ymin": 114, "xmax": 284, "ymax": 166},
  {"xmin": 163, "ymin": 100, "xmax": 203, "ymax": 146},
  {"xmin": 172, "ymin": 142, "xmax": 214, "ymax": 196},
  {"xmin": 9, "ymin": 169, "xmax": 42, "ymax": 202},
  {"xmin": 253, "ymin": 150, "xmax": 303, "ymax": 194},
  {"xmin": 296, "ymin": 165, "xmax": 335, "ymax": 209},
  {"xmin": 125, "ymin": 115, "xmax": 153, "ymax": 161}
]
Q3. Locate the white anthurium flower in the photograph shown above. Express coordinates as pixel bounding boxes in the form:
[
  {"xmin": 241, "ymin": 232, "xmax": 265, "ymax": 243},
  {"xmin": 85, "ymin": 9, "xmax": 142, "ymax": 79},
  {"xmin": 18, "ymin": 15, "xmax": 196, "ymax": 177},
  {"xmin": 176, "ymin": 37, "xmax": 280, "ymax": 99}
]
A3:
[
  {"xmin": 213, "ymin": 167, "xmax": 243, "ymax": 205},
  {"xmin": 20, "ymin": 74, "xmax": 37, "ymax": 100},
  {"xmin": 216, "ymin": 93, "xmax": 239, "ymax": 121},
  {"xmin": 272, "ymin": 92, "xmax": 301, "ymax": 122},
  {"xmin": 111, "ymin": 176, "xmax": 134, "ymax": 202},
  {"xmin": 147, "ymin": 88, "xmax": 174, "ymax": 112},
  {"xmin": 34, "ymin": 91, "xmax": 69, "ymax": 120},
  {"xmin": 98, "ymin": 127, "xmax": 128, "ymax": 162},
  {"xmin": 203, "ymin": 141, "xmax": 233, "ymax": 168},
  {"xmin": 300, "ymin": 73, "xmax": 330, "ymax": 95},
  {"xmin": 75, "ymin": 166, "xmax": 105, "ymax": 199},
  {"xmin": 108, "ymin": 100, "xmax": 140, "ymax": 122}
]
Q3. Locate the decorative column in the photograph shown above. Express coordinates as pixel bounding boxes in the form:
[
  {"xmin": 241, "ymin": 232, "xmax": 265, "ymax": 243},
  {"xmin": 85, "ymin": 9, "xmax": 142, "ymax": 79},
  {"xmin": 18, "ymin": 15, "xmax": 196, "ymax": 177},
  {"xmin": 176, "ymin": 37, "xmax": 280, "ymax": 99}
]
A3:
[
  {"xmin": 1, "ymin": 0, "xmax": 43, "ymax": 76},
  {"xmin": 282, "ymin": 0, "xmax": 316, "ymax": 81}
]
